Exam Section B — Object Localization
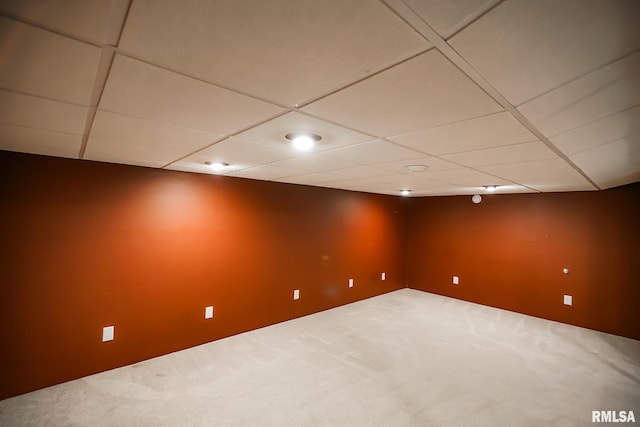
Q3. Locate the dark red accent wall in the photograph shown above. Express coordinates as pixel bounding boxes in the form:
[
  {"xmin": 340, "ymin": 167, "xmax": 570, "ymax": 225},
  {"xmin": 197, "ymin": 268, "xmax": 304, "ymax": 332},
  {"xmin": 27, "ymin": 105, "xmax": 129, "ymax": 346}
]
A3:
[
  {"xmin": 0, "ymin": 151, "xmax": 407, "ymax": 399},
  {"xmin": 406, "ymin": 187, "xmax": 640, "ymax": 341},
  {"xmin": 2, "ymin": 150, "xmax": 639, "ymax": 400}
]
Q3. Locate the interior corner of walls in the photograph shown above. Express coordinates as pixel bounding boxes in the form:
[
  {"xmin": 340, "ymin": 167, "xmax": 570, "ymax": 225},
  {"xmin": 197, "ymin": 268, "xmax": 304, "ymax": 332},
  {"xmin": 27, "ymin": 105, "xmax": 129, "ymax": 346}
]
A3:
[{"xmin": 402, "ymin": 188, "xmax": 640, "ymax": 341}]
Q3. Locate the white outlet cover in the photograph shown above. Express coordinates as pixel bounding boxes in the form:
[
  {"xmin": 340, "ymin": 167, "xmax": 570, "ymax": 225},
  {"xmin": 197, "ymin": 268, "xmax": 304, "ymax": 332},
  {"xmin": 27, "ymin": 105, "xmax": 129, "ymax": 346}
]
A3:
[
  {"xmin": 102, "ymin": 326, "xmax": 114, "ymax": 342},
  {"xmin": 348, "ymin": 278, "xmax": 354, "ymax": 288},
  {"xmin": 293, "ymin": 289, "xmax": 300, "ymax": 300},
  {"xmin": 205, "ymin": 306, "xmax": 214, "ymax": 319},
  {"xmin": 453, "ymin": 276, "xmax": 459, "ymax": 285},
  {"xmin": 381, "ymin": 272, "xmax": 386, "ymax": 280},
  {"xmin": 564, "ymin": 295, "xmax": 572, "ymax": 306}
]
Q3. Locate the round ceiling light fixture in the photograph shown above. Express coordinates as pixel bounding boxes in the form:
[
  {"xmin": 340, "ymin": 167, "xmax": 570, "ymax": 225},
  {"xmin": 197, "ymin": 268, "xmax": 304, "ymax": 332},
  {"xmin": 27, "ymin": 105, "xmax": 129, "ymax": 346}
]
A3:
[
  {"xmin": 400, "ymin": 189, "xmax": 412, "ymax": 197},
  {"xmin": 405, "ymin": 164, "xmax": 429, "ymax": 173},
  {"xmin": 484, "ymin": 185, "xmax": 498, "ymax": 192},
  {"xmin": 205, "ymin": 161, "xmax": 229, "ymax": 172},
  {"xmin": 285, "ymin": 132, "xmax": 321, "ymax": 151},
  {"xmin": 472, "ymin": 194, "xmax": 482, "ymax": 204}
]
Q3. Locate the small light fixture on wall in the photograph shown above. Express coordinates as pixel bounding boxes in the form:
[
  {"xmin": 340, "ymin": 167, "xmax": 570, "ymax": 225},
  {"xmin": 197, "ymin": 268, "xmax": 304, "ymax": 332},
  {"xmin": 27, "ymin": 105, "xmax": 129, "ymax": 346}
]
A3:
[
  {"xmin": 285, "ymin": 132, "xmax": 321, "ymax": 151},
  {"xmin": 205, "ymin": 161, "xmax": 229, "ymax": 172},
  {"xmin": 472, "ymin": 194, "xmax": 482, "ymax": 204}
]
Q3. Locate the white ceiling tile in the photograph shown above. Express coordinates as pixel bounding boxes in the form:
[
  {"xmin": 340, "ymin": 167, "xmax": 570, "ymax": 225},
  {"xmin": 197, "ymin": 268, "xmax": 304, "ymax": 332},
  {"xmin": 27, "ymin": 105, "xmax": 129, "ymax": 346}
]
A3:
[
  {"xmin": 0, "ymin": 91, "xmax": 87, "ymax": 134},
  {"xmin": 228, "ymin": 164, "xmax": 293, "ymax": 181},
  {"xmin": 165, "ymin": 162, "xmax": 245, "ymax": 176},
  {"xmin": 85, "ymin": 111, "xmax": 223, "ymax": 167},
  {"xmin": 0, "ymin": 17, "xmax": 101, "ymax": 105},
  {"xmin": 235, "ymin": 112, "xmax": 373, "ymax": 152},
  {"xmin": 1, "ymin": 1, "xmax": 635, "ymax": 197},
  {"xmin": 308, "ymin": 54, "xmax": 503, "ymax": 138},
  {"xmin": 333, "ymin": 173, "xmax": 468, "ymax": 195},
  {"xmin": 477, "ymin": 158, "xmax": 595, "ymax": 191},
  {"xmin": 570, "ymin": 137, "xmax": 640, "ymax": 189},
  {"xmin": 168, "ymin": 138, "xmax": 292, "ymax": 175},
  {"xmin": 276, "ymin": 174, "xmax": 334, "ymax": 186},
  {"xmin": 289, "ymin": 166, "xmax": 395, "ymax": 185},
  {"xmin": 466, "ymin": 185, "xmax": 536, "ymax": 195},
  {"xmin": 389, "ymin": 111, "xmax": 535, "ymax": 154},
  {"xmin": 100, "ymin": 55, "xmax": 284, "ymax": 135},
  {"xmin": 303, "ymin": 50, "xmax": 502, "ymax": 137},
  {"xmin": 326, "ymin": 140, "xmax": 424, "ymax": 165},
  {"xmin": 518, "ymin": 52, "xmax": 640, "ymax": 137},
  {"xmin": 404, "ymin": 0, "xmax": 501, "ymax": 39},
  {"xmin": 422, "ymin": 167, "xmax": 511, "ymax": 187},
  {"xmin": 0, "ymin": 0, "xmax": 114, "ymax": 44},
  {"xmin": 441, "ymin": 141, "xmax": 557, "ymax": 167},
  {"xmin": 450, "ymin": 0, "xmax": 640, "ymax": 105},
  {"xmin": 0, "ymin": 123, "xmax": 81, "ymax": 158},
  {"xmin": 119, "ymin": 0, "xmax": 430, "ymax": 106},
  {"xmin": 266, "ymin": 152, "xmax": 359, "ymax": 177},
  {"xmin": 372, "ymin": 156, "xmax": 459, "ymax": 174},
  {"xmin": 550, "ymin": 105, "xmax": 640, "ymax": 156}
]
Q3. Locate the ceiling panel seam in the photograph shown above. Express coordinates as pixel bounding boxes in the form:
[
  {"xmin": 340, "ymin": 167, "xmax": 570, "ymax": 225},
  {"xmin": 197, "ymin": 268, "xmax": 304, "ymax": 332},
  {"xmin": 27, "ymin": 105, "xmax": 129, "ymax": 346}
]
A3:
[
  {"xmin": 294, "ymin": 47, "xmax": 434, "ymax": 109},
  {"xmin": 159, "ymin": 110, "xmax": 294, "ymax": 169},
  {"xmin": 382, "ymin": 0, "xmax": 600, "ymax": 190},
  {"xmin": 111, "ymin": 50, "xmax": 293, "ymax": 110},
  {"xmin": 105, "ymin": 0, "xmax": 133, "ymax": 46},
  {"xmin": 443, "ymin": 0, "xmax": 506, "ymax": 41},
  {"xmin": 0, "ymin": 13, "xmax": 102, "ymax": 47},
  {"xmin": 78, "ymin": 46, "xmax": 117, "ymax": 159},
  {"xmin": 514, "ymin": 48, "xmax": 640, "ymax": 107}
]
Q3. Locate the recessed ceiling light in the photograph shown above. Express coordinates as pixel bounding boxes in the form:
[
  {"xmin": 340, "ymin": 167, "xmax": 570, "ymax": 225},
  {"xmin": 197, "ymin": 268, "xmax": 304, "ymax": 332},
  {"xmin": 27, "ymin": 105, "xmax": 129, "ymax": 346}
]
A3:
[
  {"xmin": 285, "ymin": 132, "xmax": 321, "ymax": 151},
  {"xmin": 400, "ymin": 189, "xmax": 412, "ymax": 196},
  {"xmin": 405, "ymin": 164, "xmax": 428, "ymax": 173},
  {"xmin": 205, "ymin": 161, "xmax": 228, "ymax": 171},
  {"xmin": 484, "ymin": 185, "xmax": 498, "ymax": 192}
]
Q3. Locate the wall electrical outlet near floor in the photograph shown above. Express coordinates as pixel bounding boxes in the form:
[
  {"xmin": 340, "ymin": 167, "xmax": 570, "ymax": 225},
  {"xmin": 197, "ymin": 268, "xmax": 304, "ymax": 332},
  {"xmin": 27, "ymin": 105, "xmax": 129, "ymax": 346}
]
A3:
[
  {"xmin": 453, "ymin": 276, "xmax": 459, "ymax": 285},
  {"xmin": 205, "ymin": 306, "xmax": 214, "ymax": 319},
  {"xmin": 293, "ymin": 289, "xmax": 300, "ymax": 300},
  {"xmin": 564, "ymin": 295, "xmax": 573, "ymax": 306},
  {"xmin": 348, "ymin": 278, "xmax": 354, "ymax": 288},
  {"xmin": 102, "ymin": 326, "xmax": 114, "ymax": 342}
]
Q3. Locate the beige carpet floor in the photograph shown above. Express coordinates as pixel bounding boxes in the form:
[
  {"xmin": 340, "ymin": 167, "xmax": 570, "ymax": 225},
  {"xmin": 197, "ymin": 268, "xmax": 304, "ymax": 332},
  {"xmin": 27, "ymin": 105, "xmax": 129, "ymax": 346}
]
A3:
[{"xmin": 1, "ymin": 289, "xmax": 639, "ymax": 426}]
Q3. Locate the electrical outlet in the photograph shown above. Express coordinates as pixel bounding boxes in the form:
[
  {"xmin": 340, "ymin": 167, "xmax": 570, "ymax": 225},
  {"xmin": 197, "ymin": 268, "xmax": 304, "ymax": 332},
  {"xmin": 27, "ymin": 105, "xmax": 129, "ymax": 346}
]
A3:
[
  {"xmin": 453, "ymin": 276, "xmax": 459, "ymax": 285},
  {"xmin": 293, "ymin": 289, "xmax": 300, "ymax": 300},
  {"xmin": 205, "ymin": 306, "xmax": 214, "ymax": 319},
  {"xmin": 102, "ymin": 326, "xmax": 114, "ymax": 342},
  {"xmin": 381, "ymin": 272, "xmax": 386, "ymax": 281},
  {"xmin": 348, "ymin": 278, "xmax": 354, "ymax": 288},
  {"xmin": 564, "ymin": 295, "xmax": 572, "ymax": 306}
]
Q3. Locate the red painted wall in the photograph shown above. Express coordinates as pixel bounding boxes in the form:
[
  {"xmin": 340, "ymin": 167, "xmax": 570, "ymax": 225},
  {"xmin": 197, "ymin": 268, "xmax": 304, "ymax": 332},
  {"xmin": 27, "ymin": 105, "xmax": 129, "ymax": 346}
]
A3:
[
  {"xmin": 2, "ymin": 150, "xmax": 638, "ymax": 400},
  {"xmin": 406, "ymin": 187, "xmax": 640, "ymax": 341},
  {"xmin": 0, "ymin": 151, "xmax": 407, "ymax": 399}
]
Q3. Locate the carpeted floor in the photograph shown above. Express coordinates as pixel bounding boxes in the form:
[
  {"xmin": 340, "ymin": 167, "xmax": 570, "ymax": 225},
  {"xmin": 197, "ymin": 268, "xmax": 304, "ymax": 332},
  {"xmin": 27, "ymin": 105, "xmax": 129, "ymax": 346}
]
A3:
[{"xmin": 1, "ymin": 289, "xmax": 639, "ymax": 426}]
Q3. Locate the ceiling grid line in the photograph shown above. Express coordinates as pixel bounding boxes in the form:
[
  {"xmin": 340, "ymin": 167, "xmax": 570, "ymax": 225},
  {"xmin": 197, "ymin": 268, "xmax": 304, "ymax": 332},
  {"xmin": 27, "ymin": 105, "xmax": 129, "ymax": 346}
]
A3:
[
  {"xmin": 383, "ymin": 0, "xmax": 600, "ymax": 190},
  {"xmin": 1, "ymin": 0, "xmax": 637, "ymax": 195},
  {"xmin": 78, "ymin": 46, "xmax": 117, "ymax": 159},
  {"xmin": 0, "ymin": 12, "xmax": 104, "ymax": 48},
  {"xmin": 159, "ymin": 109, "xmax": 295, "ymax": 169},
  {"xmin": 512, "ymin": 47, "xmax": 640, "ymax": 108}
]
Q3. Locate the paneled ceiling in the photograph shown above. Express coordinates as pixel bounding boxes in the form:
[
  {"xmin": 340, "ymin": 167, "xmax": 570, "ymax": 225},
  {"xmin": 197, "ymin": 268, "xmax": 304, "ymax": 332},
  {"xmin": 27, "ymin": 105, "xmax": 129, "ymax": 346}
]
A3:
[{"xmin": 1, "ymin": 0, "xmax": 639, "ymax": 196}]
